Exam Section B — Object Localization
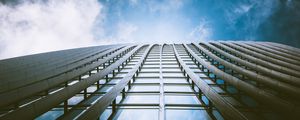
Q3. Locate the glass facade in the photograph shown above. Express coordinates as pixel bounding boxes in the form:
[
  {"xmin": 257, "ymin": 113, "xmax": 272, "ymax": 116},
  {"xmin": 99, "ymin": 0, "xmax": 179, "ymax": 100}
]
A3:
[
  {"xmin": 1, "ymin": 42, "xmax": 297, "ymax": 120},
  {"xmin": 92, "ymin": 45, "xmax": 214, "ymax": 120}
]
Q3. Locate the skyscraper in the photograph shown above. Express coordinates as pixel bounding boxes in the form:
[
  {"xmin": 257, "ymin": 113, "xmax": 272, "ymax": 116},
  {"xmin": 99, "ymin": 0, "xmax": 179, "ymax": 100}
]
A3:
[{"xmin": 0, "ymin": 42, "xmax": 300, "ymax": 120}]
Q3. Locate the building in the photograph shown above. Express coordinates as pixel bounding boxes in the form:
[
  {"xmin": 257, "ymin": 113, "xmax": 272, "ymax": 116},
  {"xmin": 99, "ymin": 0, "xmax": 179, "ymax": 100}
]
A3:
[{"xmin": 0, "ymin": 42, "xmax": 300, "ymax": 120}]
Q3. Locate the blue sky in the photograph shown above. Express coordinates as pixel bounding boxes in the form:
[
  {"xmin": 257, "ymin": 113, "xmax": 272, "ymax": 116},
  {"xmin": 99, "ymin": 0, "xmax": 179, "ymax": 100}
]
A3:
[
  {"xmin": 0, "ymin": 0, "xmax": 299, "ymax": 59},
  {"xmin": 96, "ymin": 0, "xmax": 300, "ymax": 45}
]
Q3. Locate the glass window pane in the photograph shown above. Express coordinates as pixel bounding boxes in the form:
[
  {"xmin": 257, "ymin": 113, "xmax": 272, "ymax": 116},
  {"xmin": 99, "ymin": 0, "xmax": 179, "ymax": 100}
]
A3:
[
  {"xmin": 162, "ymin": 68, "xmax": 181, "ymax": 72},
  {"xmin": 100, "ymin": 108, "xmax": 112, "ymax": 120},
  {"xmin": 164, "ymin": 78, "xmax": 188, "ymax": 83},
  {"xmin": 123, "ymin": 95, "xmax": 159, "ymax": 104},
  {"xmin": 135, "ymin": 78, "xmax": 160, "ymax": 83},
  {"xmin": 130, "ymin": 85, "xmax": 159, "ymax": 92},
  {"xmin": 212, "ymin": 86, "xmax": 225, "ymax": 93},
  {"xmin": 163, "ymin": 73, "xmax": 184, "ymax": 77},
  {"xmin": 68, "ymin": 95, "xmax": 84, "ymax": 105},
  {"xmin": 164, "ymin": 85, "xmax": 193, "ymax": 92},
  {"xmin": 143, "ymin": 65, "xmax": 160, "ymax": 68},
  {"xmin": 162, "ymin": 64, "xmax": 178, "ymax": 67},
  {"xmin": 108, "ymin": 79, "xmax": 121, "ymax": 84},
  {"xmin": 165, "ymin": 95, "xmax": 200, "ymax": 104},
  {"xmin": 138, "ymin": 73, "xmax": 159, "ymax": 77},
  {"xmin": 87, "ymin": 86, "xmax": 97, "ymax": 92},
  {"xmin": 166, "ymin": 109, "xmax": 211, "ymax": 120},
  {"xmin": 36, "ymin": 109, "xmax": 63, "ymax": 120},
  {"xmin": 140, "ymin": 68, "xmax": 159, "ymax": 72},
  {"xmin": 99, "ymin": 86, "xmax": 113, "ymax": 92},
  {"xmin": 114, "ymin": 109, "xmax": 159, "ymax": 120}
]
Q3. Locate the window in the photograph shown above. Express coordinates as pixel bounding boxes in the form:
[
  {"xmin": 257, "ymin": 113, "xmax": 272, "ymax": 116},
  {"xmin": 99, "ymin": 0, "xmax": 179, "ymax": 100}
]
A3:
[
  {"xmin": 123, "ymin": 94, "xmax": 159, "ymax": 104},
  {"xmin": 165, "ymin": 95, "xmax": 200, "ymax": 104},
  {"xmin": 114, "ymin": 109, "xmax": 159, "ymax": 120},
  {"xmin": 166, "ymin": 109, "xmax": 211, "ymax": 120}
]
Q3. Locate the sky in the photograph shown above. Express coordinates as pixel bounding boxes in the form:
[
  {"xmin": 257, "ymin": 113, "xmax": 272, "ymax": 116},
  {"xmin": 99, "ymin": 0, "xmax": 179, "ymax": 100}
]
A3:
[{"xmin": 0, "ymin": 0, "xmax": 299, "ymax": 59}]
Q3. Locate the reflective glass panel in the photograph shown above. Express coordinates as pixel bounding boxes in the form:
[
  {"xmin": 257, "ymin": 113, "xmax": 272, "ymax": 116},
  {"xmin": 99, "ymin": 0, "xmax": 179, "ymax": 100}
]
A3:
[
  {"xmin": 130, "ymin": 85, "xmax": 159, "ymax": 92},
  {"xmin": 164, "ymin": 85, "xmax": 193, "ymax": 92},
  {"xmin": 123, "ymin": 95, "xmax": 159, "ymax": 104},
  {"xmin": 36, "ymin": 109, "xmax": 63, "ymax": 120},
  {"xmin": 164, "ymin": 78, "xmax": 188, "ymax": 83},
  {"xmin": 135, "ymin": 78, "xmax": 160, "ymax": 83},
  {"xmin": 114, "ymin": 109, "xmax": 159, "ymax": 120},
  {"xmin": 165, "ymin": 95, "xmax": 200, "ymax": 104},
  {"xmin": 166, "ymin": 109, "xmax": 211, "ymax": 120}
]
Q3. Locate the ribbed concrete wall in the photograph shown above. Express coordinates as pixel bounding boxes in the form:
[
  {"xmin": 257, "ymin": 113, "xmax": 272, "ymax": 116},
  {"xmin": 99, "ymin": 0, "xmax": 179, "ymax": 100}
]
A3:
[{"xmin": 0, "ymin": 42, "xmax": 299, "ymax": 120}]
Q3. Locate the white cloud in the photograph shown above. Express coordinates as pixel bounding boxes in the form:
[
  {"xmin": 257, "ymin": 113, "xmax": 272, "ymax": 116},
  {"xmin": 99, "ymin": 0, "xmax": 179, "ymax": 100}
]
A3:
[
  {"xmin": 148, "ymin": 0, "xmax": 183, "ymax": 13},
  {"xmin": 96, "ymin": 22, "xmax": 138, "ymax": 45},
  {"xmin": 224, "ymin": 0, "xmax": 280, "ymax": 39},
  {"xmin": 0, "ymin": 0, "xmax": 102, "ymax": 59},
  {"xmin": 116, "ymin": 22, "xmax": 138, "ymax": 42},
  {"xmin": 129, "ymin": 0, "xmax": 139, "ymax": 6},
  {"xmin": 188, "ymin": 19, "xmax": 212, "ymax": 41},
  {"xmin": 234, "ymin": 4, "xmax": 253, "ymax": 14}
]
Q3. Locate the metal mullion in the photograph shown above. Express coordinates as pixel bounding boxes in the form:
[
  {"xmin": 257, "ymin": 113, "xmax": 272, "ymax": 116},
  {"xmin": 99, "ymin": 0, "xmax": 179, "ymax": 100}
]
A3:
[
  {"xmin": 183, "ymin": 43, "xmax": 297, "ymax": 118},
  {"xmin": 173, "ymin": 44, "xmax": 248, "ymax": 120},
  {"xmin": 76, "ymin": 45, "xmax": 154, "ymax": 120},
  {"xmin": 188, "ymin": 52, "xmax": 258, "ymax": 114},
  {"xmin": 259, "ymin": 43, "xmax": 300, "ymax": 58},
  {"xmin": 63, "ymin": 46, "xmax": 146, "ymax": 119},
  {"xmin": 230, "ymin": 43, "xmax": 300, "ymax": 71},
  {"xmin": 246, "ymin": 42, "xmax": 300, "ymax": 63},
  {"xmin": 1, "ymin": 46, "xmax": 109, "ymax": 77},
  {"xmin": 192, "ymin": 43, "xmax": 300, "ymax": 100},
  {"xmin": 185, "ymin": 45, "xmax": 266, "ymax": 117},
  {"xmin": 12, "ymin": 47, "xmax": 130, "ymax": 111},
  {"xmin": 107, "ymin": 46, "xmax": 158, "ymax": 119},
  {"xmin": 60, "ymin": 46, "xmax": 122, "ymax": 70},
  {"xmin": 5, "ymin": 46, "xmax": 121, "ymax": 92},
  {"xmin": 214, "ymin": 42, "xmax": 300, "ymax": 78},
  {"xmin": 170, "ymin": 46, "xmax": 217, "ymax": 119},
  {"xmin": 0, "ymin": 45, "xmax": 135, "ymax": 111},
  {"xmin": 0, "ymin": 45, "xmax": 143, "ymax": 120},
  {"xmin": 159, "ymin": 45, "xmax": 165, "ymax": 120},
  {"xmin": 163, "ymin": 46, "xmax": 209, "ymax": 116},
  {"xmin": 204, "ymin": 42, "xmax": 300, "ymax": 89},
  {"xmin": 266, "ymin": 42, "xmax": 300, "ymax": 54}
]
